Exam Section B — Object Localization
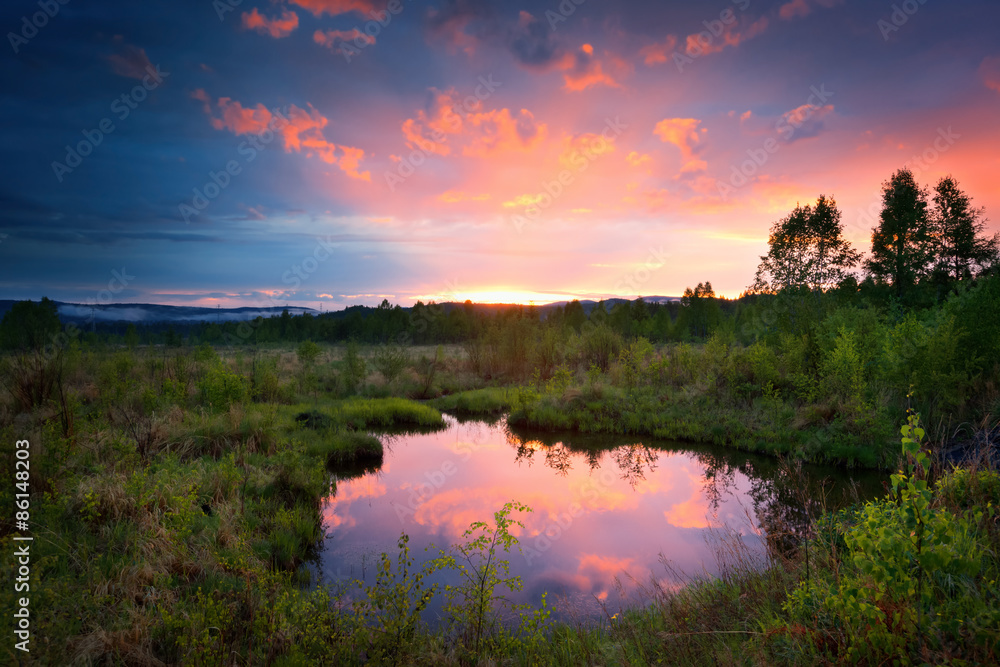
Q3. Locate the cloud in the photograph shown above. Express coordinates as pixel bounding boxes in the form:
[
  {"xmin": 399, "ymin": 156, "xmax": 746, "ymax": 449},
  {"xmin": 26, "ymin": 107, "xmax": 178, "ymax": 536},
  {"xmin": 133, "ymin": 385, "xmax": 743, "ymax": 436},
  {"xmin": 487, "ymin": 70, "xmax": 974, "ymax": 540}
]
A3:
[
  {"xmin": 626, "ymin": 151, "xmax": 652, "ymax": 169},
  {"xmin": 981, "ymin": 56, "xmax": 1000, "ymax": 93},
  {"xmin": 778, "ymin": 102, "xmax": 834, "ymax": 142},
  {"xmin": 778, "ymin": 0, "xmax": 810, "ymax": 20},
  {"xmin": 288, "ymin": 0, "xmax": 374, "ymax": 17},
  {"xmin": 438, "ymin": 190, "xmax": 491, "ymax": 203},
  {"xmin": 241, "ymin": 8, "xmax": 299, "ymax": 38},
  {"xmin": 640, "ymin": 35, "xmax": 678, "ymax": 66},
  {"xmin": 560, "ymin": 43, "xmax": 625, "ymax": 92},
  {"xmin": 558, "ymin": 132, "xmax": 617, "ymax": 169},
  {"xmin": 683, "ymin": 16, "xmax": 768, "ymax": 57},
  {"xmin": 654, "ymin": 118, "xmax": 707, "ymax": 174},
  {"xmin": 195, "ymin": 91, "xmax": 371, "ymax": 180},
  {"xmin": 399, "ymin": 89, "xmax": 548, "ymax": 158},
  {"xmin": 779, "ymin": 0, "xmax": 842, "ymax": 20},
  {"xmin": 314, "ymin": 28, "xmax": 376, "ymax": 53},
  {"xmin": 106, "ymin": 44, "xmax": 154, "ymax": 80}
]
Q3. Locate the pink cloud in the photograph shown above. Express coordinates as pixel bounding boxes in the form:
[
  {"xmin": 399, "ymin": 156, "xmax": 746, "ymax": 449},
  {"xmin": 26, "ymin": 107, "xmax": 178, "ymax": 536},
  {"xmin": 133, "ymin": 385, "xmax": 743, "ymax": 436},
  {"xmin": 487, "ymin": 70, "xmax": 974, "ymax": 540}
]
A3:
[
  {"xmin": 683, "ymin": 16, "xmax": 768, "ymax": 57},
  {"xmin": 195, "ymin": 92, "xmax": 371, "ymax": 181},
  {"xmin": 780, "ymin": 0, "xmax": 843, "ymax": 20},
  {"xmin": 654, "ymin": 118, "xmax": 708, "ymax": 174},
  {"xmin": 314, "ymin": 28, "xmax": 376, "ymax": 53},
  {"xmin": 288, "ymin": 0, "xmax": 374, "ymax": 17},
  {"xmin": 981, "ymin": 56, "xmax": 1000, "ymax": 93},
  {"xmin": 559, "ymin": 44, "xmax": 626, "ymax": 92},
  {"xmin": 640, "ymin": 36, "xmax": 678, "ymax": 66},
  {"xmin": 241, "ymin": 8, "xmax": 299, "ymax": 38},
  {"xmin": 399, "ymin": 89, "xmax": 548, "ymax": 158}
]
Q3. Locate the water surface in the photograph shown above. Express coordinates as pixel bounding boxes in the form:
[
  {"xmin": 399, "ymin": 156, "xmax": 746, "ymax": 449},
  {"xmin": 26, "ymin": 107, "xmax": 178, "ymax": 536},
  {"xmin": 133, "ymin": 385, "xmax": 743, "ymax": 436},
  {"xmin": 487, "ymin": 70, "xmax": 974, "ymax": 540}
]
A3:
[{"xmin": 312, "ymin": 416, "xmax": 883, "ymax": 620}]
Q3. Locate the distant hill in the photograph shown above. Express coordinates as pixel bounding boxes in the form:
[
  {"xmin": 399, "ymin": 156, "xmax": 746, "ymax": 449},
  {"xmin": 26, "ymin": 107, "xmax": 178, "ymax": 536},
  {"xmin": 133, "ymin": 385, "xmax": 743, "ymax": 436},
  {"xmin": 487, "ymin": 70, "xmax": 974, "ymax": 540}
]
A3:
[
  {"xmin": 0, "ymin": 300, "xmax": 315, "ymax": 325},
  {"xmin": 0, "ymin": 296, "xmax": 681, "ymax": 325}
]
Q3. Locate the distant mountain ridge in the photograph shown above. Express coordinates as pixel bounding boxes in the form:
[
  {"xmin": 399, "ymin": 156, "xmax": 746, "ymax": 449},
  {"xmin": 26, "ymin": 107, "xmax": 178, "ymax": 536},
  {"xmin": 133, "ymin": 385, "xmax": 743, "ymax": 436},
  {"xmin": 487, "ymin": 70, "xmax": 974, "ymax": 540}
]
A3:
[{"xmin": 0, "ymin": 296, "xmax": 681, "ymax": 324}]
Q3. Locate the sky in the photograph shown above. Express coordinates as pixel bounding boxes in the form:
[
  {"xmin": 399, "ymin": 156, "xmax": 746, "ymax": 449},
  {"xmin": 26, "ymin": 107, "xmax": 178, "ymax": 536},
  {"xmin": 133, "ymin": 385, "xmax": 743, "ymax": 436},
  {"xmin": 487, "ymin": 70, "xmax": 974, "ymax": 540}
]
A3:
[{"xmin": 1, "ymin": 0, "xmax": 999, "ymax": 309}]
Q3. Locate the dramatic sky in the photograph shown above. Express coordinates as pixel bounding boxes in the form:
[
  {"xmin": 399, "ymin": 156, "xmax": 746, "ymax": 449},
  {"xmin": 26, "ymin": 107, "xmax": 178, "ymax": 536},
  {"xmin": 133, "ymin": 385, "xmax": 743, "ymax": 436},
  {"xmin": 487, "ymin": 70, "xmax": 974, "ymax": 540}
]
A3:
[{"xmin": 2, "ymin": 0, "xmax": 999, "ymax": 308}]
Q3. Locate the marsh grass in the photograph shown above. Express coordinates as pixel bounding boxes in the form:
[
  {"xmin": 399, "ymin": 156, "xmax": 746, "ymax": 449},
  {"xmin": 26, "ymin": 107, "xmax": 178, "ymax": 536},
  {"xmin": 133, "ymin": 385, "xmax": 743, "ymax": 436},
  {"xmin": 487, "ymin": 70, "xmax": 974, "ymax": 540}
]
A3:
[{"xmin": 1, "ymin": 341, "xmax": 997, "ymax": 665}]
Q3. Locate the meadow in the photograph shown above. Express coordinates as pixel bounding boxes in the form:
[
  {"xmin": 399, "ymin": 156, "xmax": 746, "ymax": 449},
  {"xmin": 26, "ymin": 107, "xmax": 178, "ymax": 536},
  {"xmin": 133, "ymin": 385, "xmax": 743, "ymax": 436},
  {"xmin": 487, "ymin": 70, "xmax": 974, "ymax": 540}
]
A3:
[{"xmin": 1, "ymin": 271, "xmax": 1000, "ymax": 663}]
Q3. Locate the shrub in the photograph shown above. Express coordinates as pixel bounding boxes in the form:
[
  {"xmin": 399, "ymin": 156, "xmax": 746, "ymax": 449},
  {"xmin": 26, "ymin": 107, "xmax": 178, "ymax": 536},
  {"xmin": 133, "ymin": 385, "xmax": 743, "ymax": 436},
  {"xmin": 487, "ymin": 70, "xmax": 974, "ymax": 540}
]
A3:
[{"xmin": 197, "ymin": 362, "xmax": 249, "ymax": 410}]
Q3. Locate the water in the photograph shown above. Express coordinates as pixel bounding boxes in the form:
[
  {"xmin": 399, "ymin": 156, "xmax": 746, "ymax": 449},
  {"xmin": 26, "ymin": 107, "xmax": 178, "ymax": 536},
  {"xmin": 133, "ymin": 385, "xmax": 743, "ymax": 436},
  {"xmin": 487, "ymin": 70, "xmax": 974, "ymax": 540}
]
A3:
[{"xmin": 310, "ymin": 415, "xmax": 883, "ymax": 621}]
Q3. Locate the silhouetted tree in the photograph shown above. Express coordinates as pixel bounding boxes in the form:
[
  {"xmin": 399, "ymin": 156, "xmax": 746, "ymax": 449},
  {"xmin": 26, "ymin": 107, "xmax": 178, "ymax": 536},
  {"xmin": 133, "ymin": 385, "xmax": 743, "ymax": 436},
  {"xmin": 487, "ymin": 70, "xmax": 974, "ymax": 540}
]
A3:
[
  {"xmin": 752, "ymin": 195, "xmax": 860, "ymax": 294},
  {"xmin": 930, "ymin": 175, "xmax": 999, "ymax": 281},
  {"xmin": 865, "ymin": 169, "xmax": 934, "ymax": 296}
]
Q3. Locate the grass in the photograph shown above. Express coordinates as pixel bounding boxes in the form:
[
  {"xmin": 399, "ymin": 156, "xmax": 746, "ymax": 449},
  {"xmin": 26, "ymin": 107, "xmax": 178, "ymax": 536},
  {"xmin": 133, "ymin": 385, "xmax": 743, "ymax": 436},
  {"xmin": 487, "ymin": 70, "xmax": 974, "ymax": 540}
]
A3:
[
  {"xmin": 1, "ymin": 341, "xmax": 997, "ymax": 664},
  {"xmin": 429, "ymin": 387, "xmax": 520, "ymax": 416},
  {"xmin": 507, "ymin": 381, "xmax": 895, "ymax": 469}
]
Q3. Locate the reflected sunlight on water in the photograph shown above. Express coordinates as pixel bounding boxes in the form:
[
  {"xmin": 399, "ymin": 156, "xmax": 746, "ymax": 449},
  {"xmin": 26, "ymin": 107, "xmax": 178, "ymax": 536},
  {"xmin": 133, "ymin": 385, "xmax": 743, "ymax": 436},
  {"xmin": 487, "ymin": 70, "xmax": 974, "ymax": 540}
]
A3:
[{"xmin": 311, "ymin": 416, "xmax": 881, "ymax": 621}]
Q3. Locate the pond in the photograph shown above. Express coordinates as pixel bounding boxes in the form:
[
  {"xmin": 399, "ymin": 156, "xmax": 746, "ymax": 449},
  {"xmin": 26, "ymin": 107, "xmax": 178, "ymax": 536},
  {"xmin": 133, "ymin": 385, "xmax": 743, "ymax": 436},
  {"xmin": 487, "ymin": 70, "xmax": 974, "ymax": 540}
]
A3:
[{"xmin": 310, "ymin": 415, "xmax": 884, "ymax": 622}]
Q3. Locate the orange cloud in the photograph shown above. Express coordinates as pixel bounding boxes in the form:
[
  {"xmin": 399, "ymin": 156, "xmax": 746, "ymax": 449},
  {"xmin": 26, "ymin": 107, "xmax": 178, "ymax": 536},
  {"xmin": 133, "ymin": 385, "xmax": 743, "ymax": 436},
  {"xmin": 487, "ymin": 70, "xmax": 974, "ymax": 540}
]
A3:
[
  {"xmin": 241, "ymin": 8, "xmax": 299, "ymax": 38},
  {"xmin": 502, "ymin": 194, "xmax": 547, "ymax": 209},
  {"xmin": 560, "ymin": 44, "xmax": 625, "ymax": 92},
  {"xmin": 779, "ymin": 0, "xmax": 842, "ymax": 20},
  {"xmin": 195, "ymin": 92, "xmax": 371, "ymax": 181},
  {"xmin": 626, "ymin": 151, "xmax": 652, "ymax": 168},
  {"xmin": 314, "ymin": 28, "xmax": 375, "ymax": 52},
  {"xmin": 438, "ymin": 190, "xmax": 491, "ymax": 203},
  {"xmin": 663, "ymin": 490, "xmax": 715, "ymax": 529},
  {"xmin": 558, "ymin": 132, "xmax": 617, "ymax": 169},
  {"xmin": 779, "ymin": 0, "xmax": 810, "ymax": 20},
  {"xmin": 400, "ymin": 89, "xmax": 548, "ymax": 159},
  {"xmin": 683, "ymin": 17, "xmax": 768, "ymax": 57},
  {"xmin": 640, "ymin": 36, "xmax": 678, "ymax": 66},
  {"xmin": 654, "ymin": 118, "xmax": 707, "ymax": 174},
  {"xmin": 981, "ymin": 56, "xmax": 1000, "ymax": 93},
  {"xmin": 288, "ymin": 0, "xmax": 374, "ymax": 17}
]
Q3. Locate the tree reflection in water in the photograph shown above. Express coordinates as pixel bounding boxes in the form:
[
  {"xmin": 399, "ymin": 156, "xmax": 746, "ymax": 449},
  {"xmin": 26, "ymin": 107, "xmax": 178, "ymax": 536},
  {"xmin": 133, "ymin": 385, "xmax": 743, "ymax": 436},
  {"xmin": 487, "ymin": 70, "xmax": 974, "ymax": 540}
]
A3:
[
  {"xmin": 504, "ymin": 424, "xmax": 660, "ymax": 486},
  {"xmin": 503, "ymin": 421, "xmax": 881, "ymax": 554}
]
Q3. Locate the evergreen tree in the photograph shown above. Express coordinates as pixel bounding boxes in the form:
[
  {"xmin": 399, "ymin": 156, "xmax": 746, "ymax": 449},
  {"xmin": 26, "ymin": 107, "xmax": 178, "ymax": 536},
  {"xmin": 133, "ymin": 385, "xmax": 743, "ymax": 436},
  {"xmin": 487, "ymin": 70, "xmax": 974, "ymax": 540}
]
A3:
[
  {"xmin": 865, "ymin": 169, "xmax": 934, "ymax": 295},
  {"xmin": 930, "ymin": 175, "xmax": 999, "ymax": 280}
]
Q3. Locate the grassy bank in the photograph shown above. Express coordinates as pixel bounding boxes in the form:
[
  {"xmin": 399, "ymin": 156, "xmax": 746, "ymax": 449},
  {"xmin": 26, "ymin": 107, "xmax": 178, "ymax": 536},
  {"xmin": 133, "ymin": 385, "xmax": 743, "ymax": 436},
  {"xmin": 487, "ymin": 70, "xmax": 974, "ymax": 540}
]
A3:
[{"xmin": 1, "ymin": 339, "xmax": 998, "ymax": 664}]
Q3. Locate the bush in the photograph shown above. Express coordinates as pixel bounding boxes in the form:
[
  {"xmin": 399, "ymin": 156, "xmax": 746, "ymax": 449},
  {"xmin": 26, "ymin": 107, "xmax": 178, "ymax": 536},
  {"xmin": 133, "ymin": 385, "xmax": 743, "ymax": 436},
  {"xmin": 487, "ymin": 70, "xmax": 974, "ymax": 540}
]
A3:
[
  {"xmin": 372, "ymin": 343, "xmax": 408, "ymax": 385},
  {"xmin": 197, "ymin": 362, "xmax": 249, "ymax": 410}
]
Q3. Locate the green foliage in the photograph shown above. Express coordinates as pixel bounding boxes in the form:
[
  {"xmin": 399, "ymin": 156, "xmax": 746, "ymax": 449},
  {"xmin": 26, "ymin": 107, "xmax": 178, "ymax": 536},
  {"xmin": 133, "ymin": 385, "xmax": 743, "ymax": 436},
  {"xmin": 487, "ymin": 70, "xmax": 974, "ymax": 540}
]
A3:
[
  {"xmin": 431, "ymin": 501, "xmax": 544, "ymax": 655},
  {"xmin": 372, "ymin": 341, "xmax": 408, "ymax": 385},
  {"xmin": 351, "ymin": 533, "xmax": 441, "ymax": 661},
  {"xmin": 781, "ymin": 413, "xmax": 993, "ymax": 663},
  {"xmin": 197, "ymin": 360, "xmax": 250, "ymax": 410},
  {"xmin": 752, "ymin": 195, "xmax": 860, "ymax": 294},
  {"xmin": 579, "ymin": 323, "xmax": 623, "ymax": 371},
  {"xmin": 866, "ymin": 168, "xmax": 935, "ymax": 295},
  {"xmin": 296, "ymin": 339, "xmax": 322, "ymax": 366},
  {"xmin": 341, "ymin": 340, "xmax": 367, "ymax": 395},
  {"xmin": 0, "ymin": 297, "xmax": 61, "ymax": 351},
  {"xmin": 931, "ymin": 175, "xmax": 999, "ymax": 280}
]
